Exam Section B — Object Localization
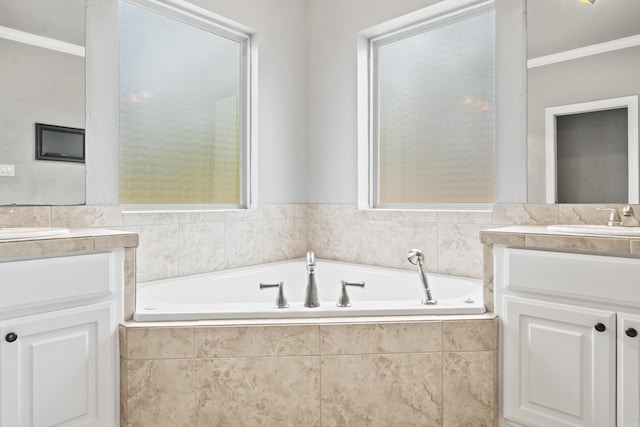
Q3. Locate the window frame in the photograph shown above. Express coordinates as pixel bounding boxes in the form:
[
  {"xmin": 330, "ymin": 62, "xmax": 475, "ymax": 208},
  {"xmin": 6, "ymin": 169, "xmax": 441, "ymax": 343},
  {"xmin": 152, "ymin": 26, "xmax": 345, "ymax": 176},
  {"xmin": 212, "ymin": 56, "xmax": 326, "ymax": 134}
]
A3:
[
  {"xmin": 357, "ymin": 0, "xmax": 495, "ymax": 211},
  {"xmin": 119, "ymin": 0, "xmax": 257, "ymax": 211}
]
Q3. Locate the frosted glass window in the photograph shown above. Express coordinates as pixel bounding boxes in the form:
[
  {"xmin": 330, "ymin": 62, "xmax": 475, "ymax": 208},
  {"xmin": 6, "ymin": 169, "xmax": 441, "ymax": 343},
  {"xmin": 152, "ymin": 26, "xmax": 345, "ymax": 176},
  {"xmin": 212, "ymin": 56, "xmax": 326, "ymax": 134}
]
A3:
[
  {"xmin": 119, "ymin": 2, "xmax": 248, "ymax": 206},
  {"xmin": 374, "ymin": 10, "xmax": 495, "ymax": 206}
]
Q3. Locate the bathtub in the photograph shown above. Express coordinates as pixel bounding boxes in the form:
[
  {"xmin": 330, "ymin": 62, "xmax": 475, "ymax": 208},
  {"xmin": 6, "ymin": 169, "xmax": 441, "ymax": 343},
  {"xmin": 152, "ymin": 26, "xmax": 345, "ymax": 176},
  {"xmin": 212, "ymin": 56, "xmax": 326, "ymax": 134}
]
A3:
[{"xmin": 134, "ymin": 258, "xmax": 485, "ymax": 321}]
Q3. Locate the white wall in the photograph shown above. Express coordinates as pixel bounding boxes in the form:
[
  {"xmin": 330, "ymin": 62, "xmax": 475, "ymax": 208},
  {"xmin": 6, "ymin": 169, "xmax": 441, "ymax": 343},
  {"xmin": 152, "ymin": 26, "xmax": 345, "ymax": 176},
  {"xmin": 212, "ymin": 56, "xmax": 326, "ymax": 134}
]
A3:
[{"xmin": 189, "ymin": 0, "xmax": 308, "ymax": 204}]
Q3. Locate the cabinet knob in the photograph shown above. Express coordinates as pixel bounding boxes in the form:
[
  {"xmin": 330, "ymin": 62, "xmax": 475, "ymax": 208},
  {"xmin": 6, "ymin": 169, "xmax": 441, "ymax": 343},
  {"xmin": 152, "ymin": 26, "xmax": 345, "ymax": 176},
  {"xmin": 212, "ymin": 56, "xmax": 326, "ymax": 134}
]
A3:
[
  {"xmin": 594, "ymin": 323, "xmax": 607, "ymax": 332},
  {"xmin": 626, "ymin": 328, "xmax": 638, "ymax": 338},
  {"xmin": 5, "ymin": 332, "xmax": 18, "ymax": 343}
]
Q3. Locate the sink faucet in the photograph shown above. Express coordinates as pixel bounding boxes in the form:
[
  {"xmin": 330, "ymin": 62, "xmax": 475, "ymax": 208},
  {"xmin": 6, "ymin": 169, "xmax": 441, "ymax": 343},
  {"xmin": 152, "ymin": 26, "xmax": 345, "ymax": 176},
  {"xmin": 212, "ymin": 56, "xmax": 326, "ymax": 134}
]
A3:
[
  {"xmin": 407, "ymin": 249, "xmax": 437, "ymax": 305},
  {"xmin": 597, "ymin": 206, "xmax": 640, "ymax": 227},
  {"xmin": 597, "ymin": 208, "xmax": 621, "ymax": 227},
  {"xmin": 304, "ymin": 251, "xmax": 320, "ymax": 308},
  {"xmin": 621, "ymin": 206, "xmax": 640, "ymax": 227}
]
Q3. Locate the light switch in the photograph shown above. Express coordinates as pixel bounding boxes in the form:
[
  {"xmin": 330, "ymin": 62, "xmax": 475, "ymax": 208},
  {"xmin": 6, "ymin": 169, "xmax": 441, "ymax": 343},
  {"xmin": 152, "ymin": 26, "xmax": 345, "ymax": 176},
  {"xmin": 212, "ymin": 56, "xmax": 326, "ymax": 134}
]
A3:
[{"xmin": 0, "ymin": 164, "xmax": 15, "ymax": 177}]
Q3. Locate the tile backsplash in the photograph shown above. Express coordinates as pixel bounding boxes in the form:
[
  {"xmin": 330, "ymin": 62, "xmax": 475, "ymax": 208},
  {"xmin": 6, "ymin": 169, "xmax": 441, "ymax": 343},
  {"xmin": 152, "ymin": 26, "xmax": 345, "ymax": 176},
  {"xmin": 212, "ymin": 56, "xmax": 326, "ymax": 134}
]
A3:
[{"xmin": 2, "ymin": 203, "xmax": 636, "ymax": 282}]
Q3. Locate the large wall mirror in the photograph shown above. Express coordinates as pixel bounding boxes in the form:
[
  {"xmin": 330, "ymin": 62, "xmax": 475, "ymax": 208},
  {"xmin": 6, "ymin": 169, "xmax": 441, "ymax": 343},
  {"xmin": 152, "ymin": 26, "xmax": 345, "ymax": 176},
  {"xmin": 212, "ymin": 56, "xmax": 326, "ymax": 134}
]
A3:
[
  {"xmin": 0, "ymin": 0, "xmax": 86, "ymax": 205},
  {"xmin": 527, "ymin": 0, "xmax": 640, "ymax": 204}
]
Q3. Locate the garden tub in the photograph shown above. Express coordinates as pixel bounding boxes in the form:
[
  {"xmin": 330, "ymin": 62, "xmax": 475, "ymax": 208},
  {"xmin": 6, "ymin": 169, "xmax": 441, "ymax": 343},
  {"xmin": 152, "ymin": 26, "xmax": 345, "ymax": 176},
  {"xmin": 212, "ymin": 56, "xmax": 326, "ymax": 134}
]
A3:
[{"xmin": 134, "ymin": 258, "xmax": 485, "ymax": 321}]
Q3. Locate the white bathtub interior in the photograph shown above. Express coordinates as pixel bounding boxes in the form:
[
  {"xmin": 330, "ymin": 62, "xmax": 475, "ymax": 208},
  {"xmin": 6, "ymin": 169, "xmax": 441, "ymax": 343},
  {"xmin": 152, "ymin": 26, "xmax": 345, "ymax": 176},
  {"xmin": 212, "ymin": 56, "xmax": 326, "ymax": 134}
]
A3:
[{"xmin": 134, "ymin": 258, "xmax": 485, "ymax": 321}]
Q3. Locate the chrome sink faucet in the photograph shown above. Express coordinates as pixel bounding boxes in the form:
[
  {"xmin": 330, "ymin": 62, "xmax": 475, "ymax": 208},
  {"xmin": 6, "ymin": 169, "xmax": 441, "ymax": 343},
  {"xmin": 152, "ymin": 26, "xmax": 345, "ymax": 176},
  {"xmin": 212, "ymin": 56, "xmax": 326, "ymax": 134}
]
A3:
[
  {"xmin": 621, "ymin": 206, "xmax": 640, "ymax": 227},
  {"xmin": 304, "ymin": 251, "xmax": 320, "ymax": 308},
  {"xmin": 597, "ymin": 208, "xmax": 621, "ymax": 226},
  {"xmin": 597, "ymin": 206, "xmax": 640, "ymax": 227},
  {"xmin": 407, "ymin": 249, "xmax": 437, "ymax": 305}
]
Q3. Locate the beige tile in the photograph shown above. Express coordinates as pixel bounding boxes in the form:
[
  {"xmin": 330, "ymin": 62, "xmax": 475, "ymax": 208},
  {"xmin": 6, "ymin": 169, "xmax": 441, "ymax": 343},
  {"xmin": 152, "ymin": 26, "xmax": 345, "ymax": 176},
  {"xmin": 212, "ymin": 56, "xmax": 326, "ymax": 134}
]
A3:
[
  {"xmin": 524, "ymin": 234, "xmax": 630, "ymax": 254},
  {"xmin": 443, "ymin": 351, "xmax": 497, "ymax": 427},
  {"xmin": 93, "ymin": 233, "xmax": 139, "ymax": 250},
  {"xmin": 195, "ymin": 357, "xmax": 320, "ymax": 427},
  {"xmin": 479, "ymin": 230, "xmax": 525, "ymax": 246},
  {"xmin": 354, "ymin": 220, "xmax": 439, "ymax": 270},
  {"xmin": 355, "ymin": 208, "xmax": 439, "ymax": 223},
  {"xmin": 320, "ymin": 322, "xmax": 442, "ymax": 355},
  {"xmin": 178, "ymin": 222, "xmax": 224, "ymax": 275},
  {"xmin": 438, "ymin": 210, "xmax": 494, "ymax": 224},
  {"xmin": 381, "ymin": 221, "xmax": 439, "ymax": 270},
  {"xmin": 122, "ymin": 211, "xmax": 179, "ymax": 226},
  {"xmin": 124, "ymin": 224, "xmax": 179, "ymax": 282},
  {"xmin": 263, "ymin": 219, "xmax": 307, "ymax": 262},
  {"xmin": 492, "ymin": 204, "xmax": 558, "ymax": 225},
  {"xmin": 224, "ymin": 220, "xmax": 265, "ymax": 268},
  {"xmin": 51, "ymin": 205, "xmax": 123, "ymax": 228},
  {"xmin": 262, "ymin": 204, "xmax": 305, "ymax": 220},
  {"xmin": 0, "ymin": 206, "xmax": 51, "ymax": 228},
  {"xmin": 120, "ymin": 357, "xmax": 127, "ymax": 426},
  {"xmin": 224, "ymin": 207, "xmax": 264, "ymax": 222},
  {"xmin": 483, "ymin": 244, "xmax": 495, "ymax": 313},
  {"xmin": 631, "ymin": 239, "xmax": 640, "ymax": 254},
  {"xmin": 126, "ymin": 327, "xmax": 195, "ymax": 359},
  {"xmin": 321, "ymin": 353, "xmax": 443, "ymax": 426},
  {"xmin": 195, "ymin": 325, "xmax": 319, "ymax": 358},
  {"xmin": 0, "ymin": 237, "xmax": 94, "ymax": 258},
  {"xmin": 178, "ymin": 211, "xmax": 225, "ymax": 224},
  {"xmin": 438, "ymin": 223, "xmax": 491, "ymax": 278},
  {"xmin": 443, "ymin": 318, "xmax": 498, "ymax": 351},
  {"xmin": 395, "ymin": 209, "xmax": 439, "ymax": 223},
  {"xmin": 127, "ymin": 359, "xmax": 195, "ymax": 427},
  {"xmin": 305, "ymin": 204, "xmax": 357, "ymax": 222},
  {"xmin": 558, "ymin": 204, "xmax": 633, "ymax": 225},
  {"xmin": 119, "ymin": 325, "xmax": 127, "ymax": 359},
  {"xmin": 123, "ymin": 247, "xmax": 136, "ymax": 321}
]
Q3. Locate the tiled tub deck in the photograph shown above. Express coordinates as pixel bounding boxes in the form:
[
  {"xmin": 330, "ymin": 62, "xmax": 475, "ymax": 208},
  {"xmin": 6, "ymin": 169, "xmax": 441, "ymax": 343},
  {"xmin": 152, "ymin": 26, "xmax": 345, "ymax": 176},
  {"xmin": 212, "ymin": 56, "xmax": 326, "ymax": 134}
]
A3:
[{"xmin": 119, "ymin": 315, "xmax": 498, "ymax": 426}]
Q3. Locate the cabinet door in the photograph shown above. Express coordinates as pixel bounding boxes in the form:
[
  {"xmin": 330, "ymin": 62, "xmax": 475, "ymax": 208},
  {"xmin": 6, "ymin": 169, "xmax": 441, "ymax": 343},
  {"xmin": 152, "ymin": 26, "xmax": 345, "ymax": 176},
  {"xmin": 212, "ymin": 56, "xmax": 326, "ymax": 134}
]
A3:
[
  {"xmin": 0, "ymin": 302, "xmax": 115, "ymax": 427},
  {"xmin": 503, "ymin": 296, "xmax": 616, "ymax": 427},
  {"xmin": 618, "ymin": 312, "xmax": 640, "ymax": 427}
]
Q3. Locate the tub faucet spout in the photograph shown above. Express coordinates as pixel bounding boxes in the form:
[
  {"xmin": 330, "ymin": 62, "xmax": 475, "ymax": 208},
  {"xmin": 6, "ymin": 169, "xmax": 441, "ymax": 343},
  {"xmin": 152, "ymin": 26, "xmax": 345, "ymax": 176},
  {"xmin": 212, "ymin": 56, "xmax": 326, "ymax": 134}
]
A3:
[
  {"xmin": 407, "ymin": 249, "xmax": 437, "ymax": 305},
  {"xmin": 304, "ymin": 251, "xmax": 320, "ymax": 308}
]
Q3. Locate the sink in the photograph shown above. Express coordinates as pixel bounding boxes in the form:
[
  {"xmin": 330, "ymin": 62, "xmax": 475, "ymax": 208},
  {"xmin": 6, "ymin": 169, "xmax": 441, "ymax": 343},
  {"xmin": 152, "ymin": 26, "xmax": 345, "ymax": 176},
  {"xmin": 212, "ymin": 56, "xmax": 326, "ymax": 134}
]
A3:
[
  {"xmin": 547, "ymin": 224, "xmax": 640, "ymax": 237},
  {"xmin": 0, "ymin": 227, "xmax": 70, "ymax": 240}
]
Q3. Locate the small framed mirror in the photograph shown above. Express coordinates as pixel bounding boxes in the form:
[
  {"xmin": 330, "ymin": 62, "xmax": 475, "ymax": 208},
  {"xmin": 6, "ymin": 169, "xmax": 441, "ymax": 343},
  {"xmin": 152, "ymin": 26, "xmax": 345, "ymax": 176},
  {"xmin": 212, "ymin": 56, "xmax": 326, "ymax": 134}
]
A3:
[{"xmin": 35, "ymin": 122, "xmax": 85, "ymax": 163}]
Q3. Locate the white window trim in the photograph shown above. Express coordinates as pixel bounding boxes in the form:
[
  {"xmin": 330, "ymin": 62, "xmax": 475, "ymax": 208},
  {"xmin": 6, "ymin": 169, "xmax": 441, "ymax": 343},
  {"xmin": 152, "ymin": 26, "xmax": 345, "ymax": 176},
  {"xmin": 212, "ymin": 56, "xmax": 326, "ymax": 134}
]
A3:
[
  {"xmin": 120, "ymin": 0, "xmax": 258, "ymax": 212},
  {"xmin": 356, "ymin": 0, "xmax": 495, "ymax": 212},
  {"xmin": 544, "ymin": 95, "xmax": 639, "ymax": 204}
]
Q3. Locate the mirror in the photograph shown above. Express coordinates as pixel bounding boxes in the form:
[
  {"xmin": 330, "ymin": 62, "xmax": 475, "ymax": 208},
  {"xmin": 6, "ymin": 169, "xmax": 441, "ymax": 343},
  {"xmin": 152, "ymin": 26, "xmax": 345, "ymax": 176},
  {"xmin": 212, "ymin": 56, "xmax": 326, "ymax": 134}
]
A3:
[
  {"xmin": 527, "ymin": 0, "xmax": 640, "ymax": 203},
  {"xmin": 0, "ymin": 0, "xmax": 86, "ymax": 205}
]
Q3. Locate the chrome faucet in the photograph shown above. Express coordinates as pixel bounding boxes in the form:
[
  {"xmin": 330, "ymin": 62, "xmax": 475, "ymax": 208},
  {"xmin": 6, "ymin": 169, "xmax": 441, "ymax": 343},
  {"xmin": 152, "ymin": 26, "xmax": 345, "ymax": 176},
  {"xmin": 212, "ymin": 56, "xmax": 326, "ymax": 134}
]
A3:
[
  {"xmin": 597, "ymin": 206, "xmax": 640, "ymax": 227},
  {"xmin": 407, "ymin": 249, "xmax": 437, "ymax": 305},
  {"xmin": 597, "ymin": 208, "xmax": 622, "ymax": 226},
  {"xmin": 304, "ymin": 251, "xmax": 320, "ymax": 308},
  {"xmin": 621, "ymin": 206, "xmax": 640, "ymax": 227}
]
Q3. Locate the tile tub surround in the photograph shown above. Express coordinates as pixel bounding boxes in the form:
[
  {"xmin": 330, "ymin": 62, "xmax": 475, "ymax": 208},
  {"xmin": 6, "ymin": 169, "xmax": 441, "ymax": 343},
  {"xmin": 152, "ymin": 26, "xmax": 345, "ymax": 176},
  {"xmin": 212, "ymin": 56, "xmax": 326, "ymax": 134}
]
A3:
[
  {"xmin": 126, "ymin": 203, "xmax": 567, "ymax": 284},
  {"xmin": 119, "ymin": 315, "xmax": 498, "ymax": 427}
]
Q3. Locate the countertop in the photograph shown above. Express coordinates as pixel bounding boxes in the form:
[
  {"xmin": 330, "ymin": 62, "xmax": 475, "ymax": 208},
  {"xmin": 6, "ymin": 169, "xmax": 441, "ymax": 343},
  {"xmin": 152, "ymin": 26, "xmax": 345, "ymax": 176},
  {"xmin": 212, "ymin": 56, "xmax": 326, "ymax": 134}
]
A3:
[
  {"xmin": 0, "ymin": 228, "xmax": 139, "ymax": 259},
  {"xmin": 480, "ymin": 225, "xmax": 640, "ymax": 255}
]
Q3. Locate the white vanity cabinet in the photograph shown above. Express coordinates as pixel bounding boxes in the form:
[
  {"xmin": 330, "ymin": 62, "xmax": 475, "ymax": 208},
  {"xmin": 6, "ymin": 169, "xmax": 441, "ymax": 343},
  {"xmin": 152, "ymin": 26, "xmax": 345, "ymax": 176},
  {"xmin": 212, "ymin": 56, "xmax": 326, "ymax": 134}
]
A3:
[
  {"xmin": 495, "ymin": 246, "xmax": 640, "ymax": 427},
  {"xmin": 0, "ymin": 250, "xmax": 124, "ymax": 427},
  {"xmin": 618, "ymin": 312, "xmax": 640, "ymax": 427}
]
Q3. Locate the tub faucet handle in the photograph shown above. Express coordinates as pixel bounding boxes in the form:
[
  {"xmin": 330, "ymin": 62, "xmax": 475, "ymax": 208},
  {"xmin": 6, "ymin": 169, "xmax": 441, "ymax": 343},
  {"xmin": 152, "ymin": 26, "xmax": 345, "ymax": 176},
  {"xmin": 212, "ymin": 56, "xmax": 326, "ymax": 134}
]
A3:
[
  {"xmin": 260, "ymin": 281, "xmax": 289, "ymax": 309},
  {"xmin": 336, "ymin": 280, "xmax": 365, "ymax": 307}
]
